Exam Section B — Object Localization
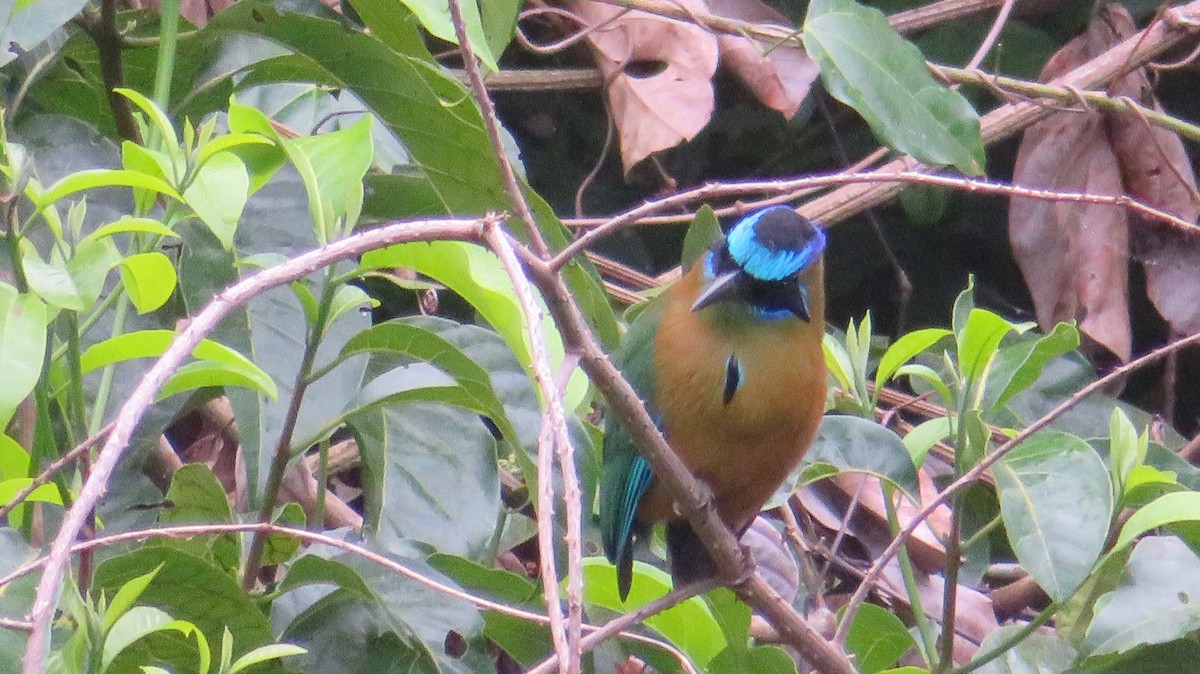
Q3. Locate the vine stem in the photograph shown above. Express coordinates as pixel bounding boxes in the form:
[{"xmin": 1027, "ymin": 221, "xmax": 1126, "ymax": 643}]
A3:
[{"xmin": 20, "ymin": 218, "xmax": 487, "ymax": 674}]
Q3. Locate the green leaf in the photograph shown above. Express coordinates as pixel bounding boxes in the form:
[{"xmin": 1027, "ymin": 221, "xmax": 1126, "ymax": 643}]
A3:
[
  {"xmin": 35, "ymin": 168, "xmax": 183, "ymax": 207},
  {"xmin": 1110, "ymin": 408, "xmax": 1148, "ymax": 503},
  {"xmin": 710, "ymin": 644, "xmax": 798, "ymax": 674},
  {"xmin": 957, "ymin": 308, "xmax": 1026, "ymax": 390},
  {"xmin": 991, "ymin": 431, "xmax": 1112, "ymax": 601},
  {"xmin": 93, "ymin": 546, "xmax": 272, "ymax": 667},
  {"xmin": 390, "ymin": 0, "xmax": 499, "ymax": 71},
  {"xmin": 971, "ymin": 625, "xmax": 1076, "ymax": 673},
  {"xmin": 1086, "ymin": 536, "xmax": 1200, "ymax": 656},
  {"xmin": 875, "ymin": 328, "xmax": 951, "ymax": 389},
  {"xmin": 102, "ymin": 605, "xmax": 178, "ymax": 670},
  {"xmin": 361, "ymin": 240, "xmax": 587, "ymax": 410},
  {"xmin": 336, "ymin": 318, "xmax": 521, "ymax": 454},
  {"xmin": 228, "ymin": 643, "xmax": 307, "ymax": 673},
  {"xmin": 988, "ymin": 321, "xmax": 1080, "ymax": 410},
  {"xmin": 282, "ymin": 115, "xmax": 373, "ymax": 241},
  {"xmin": 582, "ymin": 557, "xmax": 721, "ymax": 667},
  {"xmin": 0, "ymin": 433, "xmax": 30, "ymax": 481},
  {"xmin": 1115, "ymin": 491, "xmax": 1200, "ymax": 551},
  {"xmin": 430, "ymin": 553, "xmax": 538, "ymax": 604},
  {"xmin": 280, "ymin": 555, "xmax": 375, "ymax": 598},
  {"xmin": 804, "ymin": 0, "xmax": 984, "ymax": 175},
  {"xmin": 80, "ymin": 217, "xmax": 179, "ymax": 245},
  {"xmin": 844, "ymin": 603, "xmax": 915, "ymax": 674},
  {"xmin": 118, "ymin": 251, "xmax": 178, "ymax": 314},
  {"xmin": 114, "ymin": 88, "xmax": 181, "ymax": 150},
  {"xmin": 786, "ymin": 415, "xmax": 920, "ymax": 504},
  {"xmin": 0, "ymin": 284, "xmax": 47, "ymax": 430},
  {"xmin": 682, "ymin": 205, "xmax": 721, "ymax": 273},
  {"xmin": 902, "ymin": 416, "xmax": 952, "ymax": 466},
  {"xmin": 80, "ymin": 330, "xmax": 277, "ymax": 400},
  {"xmin": 183, "ymin": 151, "xmax": 249, "ymax": 250},
  {"xmin": 160, "ymin": 464, "xmax": 238, "ymax": 570},
  {"xmin": 102, "ymin": 564, "xmax": 164, "ymax": 634},
  {"xmin": 1, "ymin": 0, "xmax": 86, "ymax": 67}
]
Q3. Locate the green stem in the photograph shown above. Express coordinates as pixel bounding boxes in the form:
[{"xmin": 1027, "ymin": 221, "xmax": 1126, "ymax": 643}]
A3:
[
  {"xmin": 960, "ymin": 513, "xmax": 1002, "ymax": 552},
  {"xmin": 63, "ymin": 313, "xmax": 88, "ymax": 442},
  {"xmin": 87, "ymin": 296, "xmax": 130, "ymax": 434},
  {"xmin": 242, "ymin": 271, "xmax": 337, "ymax": 591},
  {"xmin": 884, "ymin": 485, "xmax": 938, "ymax": 668},
  {"xmin": 313, "ymin": 437, "xmax": 329, "ymax": 529},
  {"xmin": 152, "ymin": 0, "xmax": 181, "ymax": 111}
]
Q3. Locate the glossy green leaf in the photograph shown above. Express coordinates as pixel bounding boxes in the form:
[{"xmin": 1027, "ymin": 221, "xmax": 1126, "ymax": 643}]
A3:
[
  {"xmin": 283, "ymin": 115, "xmax": 373, "ymax": 241},
  {"xmin": 991, "ymin": 431, "xmax": 1112, "ymax": 601},
  {"xmin": 958, "ymin": 308, "xmax": 1027, "ymax": 389},
  {"xmin": 1110, "ymin": 408, "xmax": 1148, "ymax": 503},
  {"xmin": 102, "ymin": 606, "xmax": 180, "ymax": 670},
  {"xmin": 582, "ymin": 557, "xmax": 721, "ymax": 667},
  {"xmin": 902, "ymin": 416, "xmax": 952, "ymax": 465},
  {"xmin": 118, "ymin": 251, "xmax": 178, "ymax": 314},
  {"xmin": 194, "ymin": 133, "xmax": 275, "ymax": 172},
  {"xmin": 0, "ymin": 284, "xmax": 47, "ymax": 429},
  {"xmin": 228, "ymin": 643, "xmax": 307, "ymax": 673},
  {"xmin": 160, "ymin": 464, "xmax": 238, "ymax": 569},
  {"xmin": 183, "ymin": 151, "xmax": 249, "ymax": 250},
  {"xmin": 0, "ymin": 434, "xmax": 30, "ymax": 481},
  {"xmin": 391, "ymin": 0, "xmax": 499, "ymax": 71},
  {"xmin": 1086, "ymin": 536, "xmax": 1200, "ymax": 656},
  {"xmin": 115, "ymin": 88, "xmax": 181, "ymax": 149},
  {"xmin": 804, "ymin": 0, "xmax": 984, "ymax": 174},
  {"xmin": 280, "ymin": 555, "xmax": 375, "ymax": 598}
]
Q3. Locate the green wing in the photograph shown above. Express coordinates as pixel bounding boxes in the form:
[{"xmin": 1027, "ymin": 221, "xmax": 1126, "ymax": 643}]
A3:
[{"xmin": 599, "ymin": 295, "xmax": 667, "ymax": 600}]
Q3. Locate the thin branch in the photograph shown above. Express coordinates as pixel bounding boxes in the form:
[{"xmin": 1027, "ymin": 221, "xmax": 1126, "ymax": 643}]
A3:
[
  {"xmin": 963, "ymin": 0, "xmax": 1016, "ymax": 71},
  {"xmin": 0, "ymin": 424, "xmax": 111, "ymax": 522},
  {"xmin": 83, "ymin": 0, "xmax": 140, "ymax": 143},
  {"xmin": 834, "ymin": 329, "xmax": 1200, "ymax": 643},
  {"xmin": 484, "ymin": 224, "xmax": 583, "ymax": 674},
  {"xmin": 21, "ymin": 218, "xmax": 488, "ymax": 674},
  {"xmin": 447, "ymin": 0, "xmax": 550, "ymax": 258},
  {"xmin": 551, "ymin": 170, "xmax": 1200, "ymax": 270}
]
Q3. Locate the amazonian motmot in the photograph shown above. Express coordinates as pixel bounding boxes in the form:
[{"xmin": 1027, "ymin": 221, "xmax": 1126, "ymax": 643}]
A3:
[{"xmin": 599, "ymin": 206, "xmax": 827, "ymax": 599}]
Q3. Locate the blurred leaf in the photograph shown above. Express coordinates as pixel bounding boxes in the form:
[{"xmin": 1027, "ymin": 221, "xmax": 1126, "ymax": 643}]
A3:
[
  {"xmin": 281, "ymin": 115, "xmax": 373, "ymax": 242},
  {"xmin": 804, "ymin": 0, "xmax": 984, "ymax": 174},
  {"xmin": 786, "ymin": 415, "xmax": 919, "ymax": 504},
  {"xmin": 101, "ymin": 565, "xmax": 163, "ymax": 634},
  {"xmin": 183, "ymin": 151, "xmax": 249, "ymax": 250},
  {"xmin": 93, "ymin": 546, "xmax": 272, "ymax": 667},
  {"xmin": 987, "ymin": 321, "xmax": 1080, "ymax": 411},
  {"xmin": 429, "ymin": 553, "xmax": 537, "ymax": 604},
  {"xmin": 160, "ymin": 464, "xmax": 239, "ymax": 571},
  {"xmin": 681, "ymin": 205, "xmax": 721, "ymax": 273},
  {"xmin": 844, "ymin": 603, "xmax": 915, "ymax": 674},
  {"xmin": 957, "ymin": 308, "xmax": 1026, "ymax": 387},
  {"xmin": 117, "ymin": 252, "xmax": 177, "ymax": 314},
  {"xmin": 0, "ymin": 284, "xmax": 47, "ymax": 430},
  {"xmin": 280, "ymin": 555, "xmax": 375, "ymax": 598},
  {"xmin": 0, "ymin": 0, "xmax": 84, "ymax": 66},
  {"xmin": 972, "ymin": 625, "xmax": 1076, "ymax": 674},
  {"xmin": 991, "ymin": 431, "xmax": 1112, "ymax": 601},
  {"xmin": 1086, "ymin": 536, "xmax": 1200, "ymax": 656},
  {"xmin": 1115, "ymin": 491, "xmax": 1200, "ymax": 550},
  {"xmin": 34, "ymin": 169, "xmax": 182, "ymax": 207}
]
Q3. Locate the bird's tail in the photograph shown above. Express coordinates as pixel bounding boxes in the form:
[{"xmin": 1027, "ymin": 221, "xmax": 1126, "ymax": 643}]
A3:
[{"xmin": 666, "ymin": 522, "xmax": 719, "ymax": 586}]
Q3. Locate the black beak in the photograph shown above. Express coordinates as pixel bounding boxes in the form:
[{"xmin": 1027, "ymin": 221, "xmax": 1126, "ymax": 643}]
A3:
[
  {"xmin": 691, "ymin": 271, "xmax": 742, "ymax": 312},
  {"xmin": 785, "ymin": 284, "xmax": 812, "ymax": 322}
]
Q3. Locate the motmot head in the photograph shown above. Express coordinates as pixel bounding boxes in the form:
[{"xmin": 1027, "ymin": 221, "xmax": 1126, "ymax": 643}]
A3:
[{"xmin": 692, "ymin": 206, "xmax": 826, "ymax": 321}]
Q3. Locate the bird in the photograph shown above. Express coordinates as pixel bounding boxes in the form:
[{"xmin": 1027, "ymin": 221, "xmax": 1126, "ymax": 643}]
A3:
[{"xmin": 599, "ymin": 205, "xmax": 827, "ymax": 600}]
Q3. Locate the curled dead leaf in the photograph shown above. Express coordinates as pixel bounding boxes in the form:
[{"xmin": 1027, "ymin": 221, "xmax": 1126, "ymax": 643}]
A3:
[{"xmin": 565, "ymin": 0, "xmax": 720, "ymax": 173}]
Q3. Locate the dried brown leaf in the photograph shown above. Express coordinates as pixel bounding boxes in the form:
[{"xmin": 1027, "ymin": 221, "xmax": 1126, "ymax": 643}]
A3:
[
  {"xmin": 706, "ymin": 0, "xmax": 818, "ymax": 118},
  {"xmin": 1101, "ymin": 11, "xmax": 1200, "ymax": 336},
  {"xmin": 1010, "ymin": 11, "xmax": 1132, "ymax": 361},
  {"xmin": 566, "ymin": 0, "xmax": 720, "ymax": 173}
]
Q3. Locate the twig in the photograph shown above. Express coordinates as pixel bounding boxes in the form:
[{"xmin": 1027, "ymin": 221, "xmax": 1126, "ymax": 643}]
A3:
[
  {"xmin": 963, "ymin": 0, "xmax": 1016, "ymax": 71},
  {"xmin": 84, "ymin": 0, "xmax": 140, "ymax": 143},
  {"xmin": 0, "ymin": 424, "xmax": 112, "ymax": 522},
  {"xmin": 526, "ymin": 579, "xmax": 719, "ymax": 674},
  {"xmin": 20, "ymin": 218, "xmax": 488, "ymax": 674},
  {"xmin": 550, "ymin": 170, "xmax": 1200, "ymax": 270},
  {"xmin": 834, "ymin": 329, "xmax": 1200, "ymax": 644},
  {"xmin": 484, "ymin": 224, "xmax": 583, "ymax": 674}
]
